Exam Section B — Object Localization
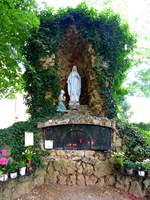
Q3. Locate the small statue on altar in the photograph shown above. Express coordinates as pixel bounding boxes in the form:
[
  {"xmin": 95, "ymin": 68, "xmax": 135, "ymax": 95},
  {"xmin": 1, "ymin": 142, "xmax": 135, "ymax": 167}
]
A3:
[
  {"xmin": 67, "ymin": 65, "xmax": 81, "ymax": 108},
  {"xmin": 57, "ymin": 90, "xmax": 67, "ymax": 112}
]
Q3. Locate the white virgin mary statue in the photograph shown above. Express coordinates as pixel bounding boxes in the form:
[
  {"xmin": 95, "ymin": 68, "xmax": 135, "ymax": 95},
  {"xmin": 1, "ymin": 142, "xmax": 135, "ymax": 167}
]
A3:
[{"xmin": 67, "ymin": 65, "xmax": 81, "ymax": 107}]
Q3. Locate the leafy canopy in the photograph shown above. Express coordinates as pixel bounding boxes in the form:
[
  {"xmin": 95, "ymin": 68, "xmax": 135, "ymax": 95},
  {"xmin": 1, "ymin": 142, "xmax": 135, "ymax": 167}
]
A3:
[
  {"xmin": 128, "ymin": 67, "xmax": 150, "ymax": 98},
  {"xmin": 0, "ymin": 0, "xmax": 39, "ymax": 98}
]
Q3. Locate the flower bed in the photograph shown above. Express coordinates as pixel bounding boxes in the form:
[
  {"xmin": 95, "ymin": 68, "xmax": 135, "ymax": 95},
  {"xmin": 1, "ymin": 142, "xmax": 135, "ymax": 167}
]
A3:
[{"xmin": 0, "ymin": 148, "xmax": 35, "ymax": 183}]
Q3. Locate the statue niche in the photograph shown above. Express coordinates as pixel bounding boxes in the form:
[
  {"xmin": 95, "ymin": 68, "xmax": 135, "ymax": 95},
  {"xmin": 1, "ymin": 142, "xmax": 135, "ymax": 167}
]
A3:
[{"xmin": 57, "ymin": 25, "xmax": 106, "ymax": 116}]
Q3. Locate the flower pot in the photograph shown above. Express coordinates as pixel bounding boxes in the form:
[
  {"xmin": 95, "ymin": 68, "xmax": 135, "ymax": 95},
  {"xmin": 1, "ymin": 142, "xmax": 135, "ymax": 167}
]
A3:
[
  {"xmin": 19, "ymin": 167, "xmax": 26, "ymax": 176},
  {"xmin": 138, "ymin": 170, "xmax": 145, "ymax": 177},
  {"xmin": 10, "ymin": 172, "xmax": 18, "ymax": 179},
  {"xmin": 0, "ymin": 173, "xmax": 8, "ymax": 182},
  {"xmin": 126, "ymin": 168, "xmax": 133, "ymax": 175}
]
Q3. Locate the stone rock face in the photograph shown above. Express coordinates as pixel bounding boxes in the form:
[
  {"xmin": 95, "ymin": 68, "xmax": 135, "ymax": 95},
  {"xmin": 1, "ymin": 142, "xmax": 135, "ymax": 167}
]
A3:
[
  {"xmin": 94, "ymin": 160, "xmax": 113, "ymax": 177},
  {"xmin": 68, "ymin": 175, "xmax": 76, "ymax": 186},
  {"xmin": 145, "ymin": 185, "xmax": 150, "ymax": 199},
  {"xmin": 13, "ymin": 176, "xmax": 34, "ymax": 199},
  {"xmin": 34, "ymin": 168, "xmax": 46, "ymax": 186},
  {"xmin": 0, "ymin": 150, "xmax": 150, "ymax": 199},
  {"xmin": 89, "ymin": 89, "xmax": 105, "ymax": 116},
  {"xmin": 40, "ymin": 54, "xmax": 55, "ymax": 69},
  {"xmin": 82, "ymin": 164, "xmax": 93, "ymax": 176},
  {"xmin": 115, "ymin": 174, "xmax": 131, "ymax": 192},
  {"xmin": 106, "ymin": 175, "xmax": 116, "ymax": 186},
  {"xmin": 97, "ymin": 177, "xmax": 105, "ymax": 187},
  {"xmin": 0, "ymin": 175, "xmax": 35, "ymax": 200},
  {"xmin": 44, "ymin": 151, "xmax": 115, "ymax": 187},
  {"xmin": 53, "ymin": 159, "xmax": 76, "ymax": 175},
  {"xmin": 58, "ymin": 175, "xmax": 66, "ymax": 185},
  {"xmin": 114, "ymin": 136, "xmax": 122, "ymax": 148},
  {"xmin": 56, "ymin": 150, "xmax": 66, "ymax": 157},
  {"xmin": 85, "ymin": 175, "xmax": 97, "ymax": 185},
  {"xmin": 77, "ymin": 174, "xmax": 85, "ymax": 185},
  {"xmin": 143, "ymin": 179, "xmax": 150, "ymax": 189},
  {"xmin": 76, "ymin": 162, "xmax": 83, "ymax": 174},
  {"xmin": 46, "ymin": 161, "xmax": 55, "ymax": 182},
  {"xmin": 38, "ymin": 113, "xmax": 115, "ymax": 130},
  {"xmin": 84, "ymin": 151, "xmax": 95, "ymax": 158},
  {"xmin": 129, "ymin": 181, "xmax": 144, "ymax": 198},
  {"xmin": 73, "ymin": 150, "xmax": 85, "ymax": 157}
]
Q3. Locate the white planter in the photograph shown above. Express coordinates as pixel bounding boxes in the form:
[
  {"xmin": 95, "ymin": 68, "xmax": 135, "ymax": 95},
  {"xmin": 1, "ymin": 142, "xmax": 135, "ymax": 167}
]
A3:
[
  {"xmin": 126, "ymin": 168, "xmax": 133, "ymax": 175},
  {"xmin": 0, "ymin": 173, "xmax": 8, "ymax": 182},
  {"xmin": 138, "ymin": 170, "xmax": 145, "ymax": 177},
  {"xmin": 10, "ymin": 172, "xmax": 18, "ymax": 179},
  {"xmin": 19, "ymin": 167, "xmax": 26, "ymax": 176}
]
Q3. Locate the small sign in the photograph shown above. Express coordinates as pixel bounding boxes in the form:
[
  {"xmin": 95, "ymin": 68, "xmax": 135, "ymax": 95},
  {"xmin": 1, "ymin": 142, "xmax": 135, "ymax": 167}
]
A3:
[
  {"xmin": 45, "ymin": 140, "xmax": 53, "ymax": 149},
  {"xmin": 25, "ymin": 132, "xmax": 34, "ymax": 147}
]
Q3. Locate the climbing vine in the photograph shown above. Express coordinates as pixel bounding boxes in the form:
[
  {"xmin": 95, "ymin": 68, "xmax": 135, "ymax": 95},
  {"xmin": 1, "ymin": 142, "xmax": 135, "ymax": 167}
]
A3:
[{"xmin": 24, "ymin": 2, "xmax": 136, "ymax": 119}]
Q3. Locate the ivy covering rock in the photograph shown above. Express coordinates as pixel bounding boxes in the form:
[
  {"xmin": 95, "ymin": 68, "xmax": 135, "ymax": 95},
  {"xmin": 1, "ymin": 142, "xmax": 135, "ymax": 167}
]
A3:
[{"xmin": 24, "ymin": 2, "xmax": 136, "ymax": 119}]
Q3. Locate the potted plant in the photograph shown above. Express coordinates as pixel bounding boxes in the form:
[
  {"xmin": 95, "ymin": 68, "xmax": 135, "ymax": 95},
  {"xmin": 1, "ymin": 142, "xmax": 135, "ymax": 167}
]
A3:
[
  {"xmin": 0, "ymin": 149, "xmax": 8, "ymax": 182},
  {"xmin": 113, "ymin": 152, "xmax": 125, "ymax": 174},
  {"xmin": 22, "ymin": 148, "xmax": 35, "ymax": 173},
  {"xmin": 18, "ymin": 160, "xmax": 26, "ymax": 176},
  {"xmin": 135, "ymin": 161, "xmax": 145, "ymax": 177},
  {"xmin": 0, "ymin": 169, "xmax": 3, "ymax": 181},
  {"xmin": 143, "ymin": 159, "xmax": 150, "ymax": 176},
  {"xmin": 8, "ymin": 161, "xmax": 18, "ymax": 179},
  {"xmin": 124, "ymin": 159, "xmax": 134, "ymax": 175},
  {"xmin": 0, "ymin": 166, "xmax": 9, "ymax": 182}
]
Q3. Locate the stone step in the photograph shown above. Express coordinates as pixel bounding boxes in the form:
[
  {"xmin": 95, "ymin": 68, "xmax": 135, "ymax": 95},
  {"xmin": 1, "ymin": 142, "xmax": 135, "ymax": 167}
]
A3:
[
  {"xmin": 68, "ymin": 105, "xmax": 90, "ymax": 114},
  {"xmin": 79, "ymin": 105, "xmax": 89, "ymax": 110}
]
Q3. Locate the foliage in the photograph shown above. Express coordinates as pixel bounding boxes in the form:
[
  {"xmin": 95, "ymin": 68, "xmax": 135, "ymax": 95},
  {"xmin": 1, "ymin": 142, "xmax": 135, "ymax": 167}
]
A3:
[
  {"xmin": 132, "ymin": 122, "xmax": 150, "ymax": 144},
  {"xmin": 24, "ymin": 67, "xmax": 60, "ymax": 119},
  {"xmin": 117, "ymin": 120, "xmax": 150, "ymax": 162},
  {"xmin": 113, "ymin": 152, "xmax": 125, "ymax": 168},
  {"xmin": 0, "ymin": 0, "xmax": 39, "ymax": 98},
  {"xmin": 136, "ymin": 128, "xmax": 150, "ymax": 144},
  {"xmin": 143, "ymin": 159, "xmax": 150, "ymax": 170},
  {"xmin": 0, "ymin": 119, "xmax": 42, "ymax": 170},
  {"xmin": 124, "ymin": 159, "xmax": 134, "ymax": 169},
  {"xmin": 24, "ymin": 2, "xmax": 136, "ymax": 119},
  {"xmin": 135, "ymin": 161, "xmax": 147, "ymax": 171},
  {"xmin": 31, "ymin": 151, "xmax": 44, "ymax": 171},
  {"xmin": 8, "ymin": 161, "xmax": 19, "ymax": 173},
  {"xmin": 117, "ymin": 97, "xmax": 133, "ymax": 122},
  {"xmin": 18, "ymin": 160, "xmax": 26, "ymax": 168},
  {"xmin": 134, "ymin": 122, "xmax": 150, "ymax": 131},
  {"xmin": 23, "ymin": 148, "xmax": 35, "ymax": 161},
  {"xmin": 127, "ymin": 67, "xmax": 150, "ymax": 98}
]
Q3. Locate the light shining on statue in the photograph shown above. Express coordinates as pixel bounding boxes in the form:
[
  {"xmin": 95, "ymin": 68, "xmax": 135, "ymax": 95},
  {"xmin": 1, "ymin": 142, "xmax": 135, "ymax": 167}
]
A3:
[{"xmin": 67, "ymin": 65, "xmax": 81, "ymax": 107}]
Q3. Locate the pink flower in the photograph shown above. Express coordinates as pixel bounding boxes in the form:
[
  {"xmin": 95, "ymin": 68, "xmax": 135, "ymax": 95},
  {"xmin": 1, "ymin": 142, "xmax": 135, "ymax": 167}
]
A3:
[
  {"xmin": 1, "ymin": 149, "xmax": 7, "ymax": 157},
  {"xmin": 0, "ymin": 157, "xmax": 8, "ymax": 165}
]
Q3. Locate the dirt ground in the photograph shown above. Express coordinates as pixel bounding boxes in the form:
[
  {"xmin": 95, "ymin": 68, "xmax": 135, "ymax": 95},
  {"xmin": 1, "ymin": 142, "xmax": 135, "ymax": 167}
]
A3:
[{"xmin": 16, "ymin": 184, "xmax": 135, "ymax": 200}]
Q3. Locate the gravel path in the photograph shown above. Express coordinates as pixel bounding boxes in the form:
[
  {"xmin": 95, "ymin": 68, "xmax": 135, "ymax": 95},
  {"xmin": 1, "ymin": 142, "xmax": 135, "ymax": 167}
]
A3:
[{"xmin": 16, "ymin": 184, "xmax": 132, "ymax": 200}]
